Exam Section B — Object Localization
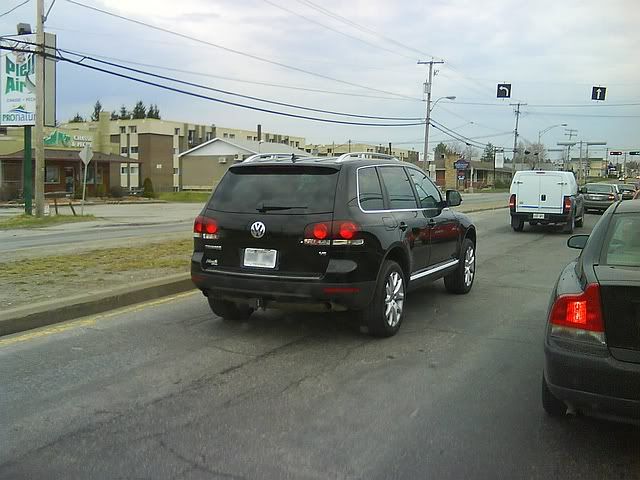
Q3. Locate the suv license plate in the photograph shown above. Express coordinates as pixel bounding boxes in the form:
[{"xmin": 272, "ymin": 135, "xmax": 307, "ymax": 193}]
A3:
[
  {"xmin": 243, "ymin": 248, "xmax": 277, "ymax": 268},
  {"xmin": 533, "ymin": 213, "xmax": 545, "ymax": 219}
]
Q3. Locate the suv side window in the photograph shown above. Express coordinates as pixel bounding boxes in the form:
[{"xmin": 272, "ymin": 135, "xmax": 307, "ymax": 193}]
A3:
[
  {"xmin": 378, "ymin": 166, "xmax": 418, "ymax": 210},
  {"xmin": 357, "ymin": 167, "xmax": 384, "ymax": 211},
  {"xmin": 407, "ymin": 168, "xmax": 441, "ymax": 209}
]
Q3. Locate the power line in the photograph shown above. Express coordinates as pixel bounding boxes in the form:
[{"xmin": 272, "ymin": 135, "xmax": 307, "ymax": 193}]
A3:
[
  {"xmin": 63, "ymin": 0, "xmax": 421, "ymax": 101},
  {"xmin": 524, "ymin": 110, "xmax": 640, "ymax": 118},
  {"xmin": 0, "ymin": 0, "xmax": 30, "ymax": 18},
  {"xmin": 261, "ymin": 0, "xmax": 416, "ymax": 61},
  {"xmin": 1, "ymin": 44, "xmax": 425, "ymax": 127}
]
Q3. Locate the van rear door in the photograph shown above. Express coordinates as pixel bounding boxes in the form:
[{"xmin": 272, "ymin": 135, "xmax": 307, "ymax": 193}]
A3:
[{"xmin": 513, "ymin": 171, "xmax": 566, "ymax": 215}]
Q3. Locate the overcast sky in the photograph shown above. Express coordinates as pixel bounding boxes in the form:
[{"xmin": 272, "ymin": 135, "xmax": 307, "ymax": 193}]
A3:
[{"xmin": 2, "ymin": 0, "xmax": 639, "ymax": 159}]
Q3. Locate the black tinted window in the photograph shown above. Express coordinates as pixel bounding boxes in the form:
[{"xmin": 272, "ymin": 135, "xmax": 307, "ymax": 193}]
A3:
[
  {"xmin": 602, "ymin": 214, "xmax": 640, "ymax": 267},
  {"xmin": 210, "ymin": 166, "xmax": 338, "ymax": 214},
  {"xmin": 379, "ymin": 167, "xmax": 418, "ymax": 210},
  {"xmin": 408, "ymin": 169, "xmax": 441, "ymax": 209},
  {"xmin": 358, "ymin": 167, "xmax": 384, "ymax": 211}
]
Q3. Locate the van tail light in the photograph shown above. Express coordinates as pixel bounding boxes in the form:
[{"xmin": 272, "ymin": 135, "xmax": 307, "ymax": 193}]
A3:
[
  {"xmin": 509, "ymin": 194, "xmax": 516, "ymax": 211},
  {"xmin": 303, "ymin": 221, "xmax": 363, "ymax": 245},
  {"xmin": 563, "ymin": 196, "xmax": 572, "ymax": 214},
  {"xmin": 549, "ymin": 284, "xmax": 606, "ymax": 345},
  {"xmin": 194, "ymin": 215, "xmax": 218, "ymax": 238}
]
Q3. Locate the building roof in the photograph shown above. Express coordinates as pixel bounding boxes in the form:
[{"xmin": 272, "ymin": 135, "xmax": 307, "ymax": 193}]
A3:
[
  {"xmin": 0, "ymin": 149, "xmax": 136, "ymax": 163},
  {"xmin": 179, "ymin": 137, "xmax": 307, "ymax": 157}
]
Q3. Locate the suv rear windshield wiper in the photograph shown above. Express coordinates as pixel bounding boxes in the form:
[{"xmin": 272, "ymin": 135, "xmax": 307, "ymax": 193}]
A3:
[{"xmin": 257, "ymin": 204, "xmax": 308, "ymax": 213}]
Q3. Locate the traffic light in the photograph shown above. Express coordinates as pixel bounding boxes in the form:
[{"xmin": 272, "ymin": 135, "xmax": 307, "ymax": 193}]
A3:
[{"xmin": 609, "ymin": 151, "xmax": 623, "ymax": 156}]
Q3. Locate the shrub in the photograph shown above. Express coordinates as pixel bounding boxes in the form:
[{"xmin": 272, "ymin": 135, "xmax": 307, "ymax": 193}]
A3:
[{"xmin": 142, "ymin": 177, "xmax": 155, "ymax": 198}]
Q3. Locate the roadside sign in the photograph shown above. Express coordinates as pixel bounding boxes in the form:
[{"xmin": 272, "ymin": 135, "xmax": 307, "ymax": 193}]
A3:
[
  {"xmin": 609, "ymin": 151, "xmax": 623, "ymax": 156},
  {"xmin": 457, "ymin": 170, "xmax": 466, "ymax": 180},
  {"xmin": 497, "ymin": 83, "xmax": 511, "ymax": 98},
  {"xmin": 454, "ymin": 159, "xmax": 469, "ymax": 170},
  {"xmin": 79, "ymin": 144, "xmax": 93, "ymax": 165},
  {"xmin": 591, "ymin": 86, "xmax": 606, "ymax": 101},
  {"xmin": 494, "ymin": 150, "xmax": 504, "ymax": 169}
]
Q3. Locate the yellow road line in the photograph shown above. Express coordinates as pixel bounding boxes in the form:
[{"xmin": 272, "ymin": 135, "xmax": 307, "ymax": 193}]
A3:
[{"xmin": 0, "ymin": 291, "xmax": 198, "ymax": 348}]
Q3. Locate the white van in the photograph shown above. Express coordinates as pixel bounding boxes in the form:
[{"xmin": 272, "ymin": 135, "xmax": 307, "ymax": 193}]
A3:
[{"xmin": 509, "ymin": 170, "xmax": 584, "ymax": 233}]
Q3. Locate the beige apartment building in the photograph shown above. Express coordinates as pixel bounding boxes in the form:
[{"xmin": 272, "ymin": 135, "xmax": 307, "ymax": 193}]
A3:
[{"xmin": 304, "ymin": 142, "xmax": 419, "ymax": 163}]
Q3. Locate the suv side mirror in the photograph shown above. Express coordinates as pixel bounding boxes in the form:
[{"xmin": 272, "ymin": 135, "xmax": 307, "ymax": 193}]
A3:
[
  {"xmin": 567, "ymin": 234, "xmax": 589, "ymax": 250},
  {"xmin": 446, "ymin": 190, "xmax": 462, "ymax": 207}
]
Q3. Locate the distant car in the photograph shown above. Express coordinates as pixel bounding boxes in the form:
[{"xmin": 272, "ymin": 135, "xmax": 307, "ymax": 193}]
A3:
[
  {"xmin": 581, "ymin": 183, "xmax": 620, "ymax": 213},
  {"xmin": 617, "ymin": 184, "xmax": 637, "ymax": 200},
  {"xmin": 542, "ymin": 200, "xmax": 640, "ymax": 423},
  {"xmin": 191, "ymin": 152, "xmax": 477, "ymax": 337},
  {"xmin": 509, "ymin": 170, "xmax": 584, "ymax": 233}
]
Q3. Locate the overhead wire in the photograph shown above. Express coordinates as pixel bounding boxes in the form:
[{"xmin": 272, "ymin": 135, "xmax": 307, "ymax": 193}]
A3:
[
  {"xmin": 0, "ymin": 0, "xmax": 30, "ymax": 18},
  {"xmin": 63, "ymin": 0, "xmax": 421, "ymax": 101},
  {"xmin": 0, "ymin": 44, "xmax": 425, "ymax": 127}
]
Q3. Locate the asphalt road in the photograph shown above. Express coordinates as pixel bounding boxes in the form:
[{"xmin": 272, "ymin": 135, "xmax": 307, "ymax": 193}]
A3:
[{"xmin": 3, "ymin": 209, "xmax": 637, "ymax": 480}]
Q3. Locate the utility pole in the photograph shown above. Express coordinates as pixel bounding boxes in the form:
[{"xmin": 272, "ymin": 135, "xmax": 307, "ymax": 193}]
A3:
[
  {"xmin": 34, "ymin": 0, "xmax": 45, "ymax": 217},
  {"xmin": 418, "ymin": 59, "xmax": 444, "ymax": 177},
  {"xmin": 578, "ymin": 141, "xmax": 584, "ymax": 183},
  {"xmin": 348, "ymin": 139, "xmax": 351, "ymax": 153},
  {"xmin": 510, "ymin": 102, "xmax": 526, "ymax": 173}
]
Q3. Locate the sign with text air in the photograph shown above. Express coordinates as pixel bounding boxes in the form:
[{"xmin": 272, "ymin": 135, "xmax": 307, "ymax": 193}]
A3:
[{"xmin": 0, "ymin": 33, "xmax": 56, "ymax": 126}]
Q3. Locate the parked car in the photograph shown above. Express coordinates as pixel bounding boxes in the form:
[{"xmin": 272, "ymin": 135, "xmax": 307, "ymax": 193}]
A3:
[
  {"xmin": 617, "ymin": 183, "xmax": 637, "ymax": 200},
  {"xmin": 581, "ymin": 183, "xmax": 621, "ymax": 213},
  {"xmin": 191, "ymin": 152, "xmax": 477, "ymax": 337},
  {"xmin": 509, "ymin": 170, "xmax": 584, "ymax": 233},
  {"xmin": 542, "ymin": 199, "xmax": 640, "ymax": 423}
]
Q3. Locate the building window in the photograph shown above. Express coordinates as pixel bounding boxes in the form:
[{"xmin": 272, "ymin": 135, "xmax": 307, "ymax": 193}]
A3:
[
  {"xmin": 173, "ymin": 148, "xmax": 179, "ymax": 155},
  {"xmin": 45, "ymin": 165, "xmax": 60, "ymax": 184},
  {"xmin": 223, "ymin": 133, "xmax": 228, "ymax": 138},
  {"xmin": 121, "ymin": 165, "xmax": 128, "ymax": 174},
  {"xmin": 247, "ymin": 136, "xmax": 252, "ymax": 141},
  {"xmin": 253, "ymin": 136, "xmax": 258, "ymax": 141},
  {"xmin": 206, "ymin": 132, "xmax": 213, "ymax": 141},
  {"xmin": 174, "ymin": 128, "xmax": 180, "ymax": 136},
  {"xmin": 130, "ymin": 146, "xmax": 139, "ymax": 153},
  {"xmin": 188, "ymin": 129, "xmax": 195, "ymax": 144},
  {"xmin": 121, "ymin": 146, "xmax": 128, "ymax": 154},
  {"xmin": 130, "ymin": 165, "xmax": 139, "ymax": 174},
  {"xmin": 119, "ymin": 126, "xmax": 126, "ymax": 134},
  {"xmin": 0, "ymin": 127, "xmax": 8, "ymax": 135},
  {"xmin": 173, "ymin": 168, "xmax": 179, "ymax": 175},
  {"xmin": 229, "ymin": 134, "xmax": 235, "ymax": 139},
  {"xmin": 129, "ymin": 126, "xmax": 137, "ymax": 133},
  {"xmin": 295, "ymin": 142, "xmax": 299, "ymax": 147}
]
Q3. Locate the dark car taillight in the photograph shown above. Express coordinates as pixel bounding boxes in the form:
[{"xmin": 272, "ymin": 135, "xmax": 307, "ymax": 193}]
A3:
[
  {"xmin": 549, "ymin": 283, "xmax": 606, "ymax": 345},
  {"xmin": 509, "ymin": 194, "xmax": 516, "ymax": 211},
  {"xmin": 608, "ymin": 193, "xmax": 616, "ymax": 201},
  {"xmin": 563, "ymin": 196, "xmax": 572, "ymax": 214},
  {"xmin": 194, "ymin": 215, "xmax": 219, "ymax": 239},
  {"xmin": 303, "ymin": 221, "xmax": 363, "ymax": 246}
]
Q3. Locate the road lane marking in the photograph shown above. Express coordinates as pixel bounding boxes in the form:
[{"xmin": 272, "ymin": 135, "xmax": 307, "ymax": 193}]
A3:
[{"xmin": 0, "ymin": 291, "xmax": 198, "ymax": 348}]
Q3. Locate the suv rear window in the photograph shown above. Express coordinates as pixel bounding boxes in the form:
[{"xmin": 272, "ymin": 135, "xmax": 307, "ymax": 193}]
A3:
[
  {"xmin": 585, "ymin": 184, "xmax": 614, "ymax": 193},
  {"xmin": 602, "ymin": 214, "xmax": 640, "ymax": 267},
  {"xmin": 357, "ymin": 167, "xmax": 384, "ymax": 211},
  {"xmin": 209, "ymin": 165, "xmax": 338, "ymax": 214}
]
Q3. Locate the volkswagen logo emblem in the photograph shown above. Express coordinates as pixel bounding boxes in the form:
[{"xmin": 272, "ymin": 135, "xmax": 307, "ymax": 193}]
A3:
[{"xmin": 250, "ymin": 221, "xmax": 266, "ymax": 239}]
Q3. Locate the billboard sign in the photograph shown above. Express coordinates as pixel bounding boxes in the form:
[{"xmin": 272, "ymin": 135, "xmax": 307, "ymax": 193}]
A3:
[
  {"xmin": 495, "ymin": 150, "xmax": 505, "ymax": 169},
  {"xmin": 0, "ymin": 33, "xmax": 56, "ymax": 126}
]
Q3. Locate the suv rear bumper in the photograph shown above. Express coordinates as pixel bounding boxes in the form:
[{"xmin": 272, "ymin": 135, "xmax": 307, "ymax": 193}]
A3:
[
  {"xmin": 191, "ymin": 259, "xmax": 375, "ymax": 311},
  {"xmin": 544, "ymin": 338, "xmax": 640, "ymax": 421},
  {"xmin": 510, "ymin": 211, "xmax": 571, "ymax": 224}
]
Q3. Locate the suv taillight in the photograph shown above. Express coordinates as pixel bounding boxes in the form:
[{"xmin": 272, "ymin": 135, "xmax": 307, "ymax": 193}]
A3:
[
  {"xmin": 563, "ymin": 196, "xmax": 572, "ymax": 214},
  {"xmin": 303, "ymin": 221, "xmax": 362, "ymax": 245},
  {"xmin": 549, "ymin": 284, "xmax": 605, "ymax": 345},
  {"xmin": 509, "ymin": 194, "xmax": 516, "ymax": 211},
  {"xmin": 608, "ymin": 193, "xmax": 616, "ymax": 200},
  {"xmin": 194, "ymin": 215, "xmax": 218, "ymax": 238}
]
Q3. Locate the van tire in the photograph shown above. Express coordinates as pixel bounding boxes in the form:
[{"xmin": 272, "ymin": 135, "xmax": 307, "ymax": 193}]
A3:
[
  {"xmin": 512, "ymin": 219, "xmax": 524, "ymax": 232},
  {"xmin": 208, "ymin": 297, "xmax": 253, "ymax": 321}
]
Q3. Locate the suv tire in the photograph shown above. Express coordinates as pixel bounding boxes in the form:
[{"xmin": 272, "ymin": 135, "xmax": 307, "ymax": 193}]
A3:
[
  {"xmin": 444, "ymin": 238, "xmax": 476, "ymax": 294},
  {"xmin": 542, "ymin": 375, "xmax": 566, "ymax": 417},
  {"xmin": 360, "ymin": 260, "xmax": 405, "ymax": 338},
  {"xmin": 208, "ymin": 297, "xmax": 253, "ymax": 321}
]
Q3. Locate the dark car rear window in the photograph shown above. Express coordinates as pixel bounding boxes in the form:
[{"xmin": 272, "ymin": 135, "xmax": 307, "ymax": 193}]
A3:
[
  {"xmin": 585, "ymin": 184, "xmax": 614, "ymax": 193},
  {"xmin": 602, "ymin": 214, "xmax": 640, "ymax": 267},
  {"xmin": 209, "ymin": 165, "xmax": 339, "ymax": 214}
]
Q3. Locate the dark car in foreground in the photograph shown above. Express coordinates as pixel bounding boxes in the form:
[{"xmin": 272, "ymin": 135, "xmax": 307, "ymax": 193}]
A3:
[
  {"xmin": 191, "ymin": 152, "xmax": 477, "ymax": 337},
  {"xmin": 581, "ymin": 183, "xmax": 620, "ymax": 213},
  {"xmin": 542, "ymin": 199, "xmax": 640, "ymax": 423}
]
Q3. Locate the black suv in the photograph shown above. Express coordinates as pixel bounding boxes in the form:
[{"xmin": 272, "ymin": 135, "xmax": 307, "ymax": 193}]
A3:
[{"xmin": 191, "ymin": 152, "xmax": 477, "ymax": 337}]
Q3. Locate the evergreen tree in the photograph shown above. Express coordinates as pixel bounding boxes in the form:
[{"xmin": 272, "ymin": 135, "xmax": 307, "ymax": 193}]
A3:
[
  {"xmin": 118, "ymin": 105, "xmax": 130, "ymax": 120},
  {"xmin": 90, "ymin": 100, "xmax": 103, "ymax": 121},
  {"xmin": 131, "ymin": 101, "xmax": 147, "ymax": 119},
  {"xmin": 69, "ymin": 112, "xmax": 85, "ymax": 123}
]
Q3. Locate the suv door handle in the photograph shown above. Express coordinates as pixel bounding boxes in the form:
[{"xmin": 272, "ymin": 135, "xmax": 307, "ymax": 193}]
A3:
[{"xmin": 399, "ymin": 221, "xmax": 408, "ymax": 231}]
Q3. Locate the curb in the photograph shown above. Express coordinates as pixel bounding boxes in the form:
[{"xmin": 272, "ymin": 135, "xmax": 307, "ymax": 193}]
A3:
[
  {"xmin": 456, "ymin": 205, "xmax": 508, "ymax": 214},
  {"xmin": 0, "ymin": 273, "xmax": 195, "ymax": 337}
]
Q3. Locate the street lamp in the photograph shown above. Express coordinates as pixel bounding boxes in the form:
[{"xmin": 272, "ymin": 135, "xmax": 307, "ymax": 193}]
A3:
[
  {"xmin": 538, "ymin": 123, "xmax": 568, "ymax": 144},
  {"xmin": 423, "ymin": 96, "xmax": 455, "ymax": 177}
]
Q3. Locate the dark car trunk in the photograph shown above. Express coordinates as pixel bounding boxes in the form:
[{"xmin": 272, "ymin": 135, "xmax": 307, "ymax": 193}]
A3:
[
  {"xmin": 201, "ymin": 163, "xmax": 340, "ymax": 278},
  {"xmin": 595, "ymin": 266, "xmax": 640, "ymax": 363}
]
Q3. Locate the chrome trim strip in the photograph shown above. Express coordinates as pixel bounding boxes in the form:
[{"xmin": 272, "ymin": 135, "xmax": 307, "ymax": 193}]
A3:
[
  {"xmin": 202, "ymin": 268, "xmax": 322, "ymax": 281},
  {"xmin": 332, "ymin": 239, "xmax": 365, "ymax": 246},
  {"xmin": 410, "ymin": 259, "xmax": 459, "ymax": 282}
]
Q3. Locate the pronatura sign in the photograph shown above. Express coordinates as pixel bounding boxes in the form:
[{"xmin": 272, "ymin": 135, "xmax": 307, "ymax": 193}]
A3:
[{"xmin": 0, "ymin": 33, "xmax": 56, "ymax": 126}]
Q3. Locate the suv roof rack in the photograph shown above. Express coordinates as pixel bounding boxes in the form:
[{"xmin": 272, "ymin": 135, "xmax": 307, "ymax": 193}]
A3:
[
  {"xmin": 335, "ymin": 152, "xmax": 400, "ymax": 163},
  {"xmin": 242, "ymin": 153, "xmax": 308, "ymax": 163}
]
